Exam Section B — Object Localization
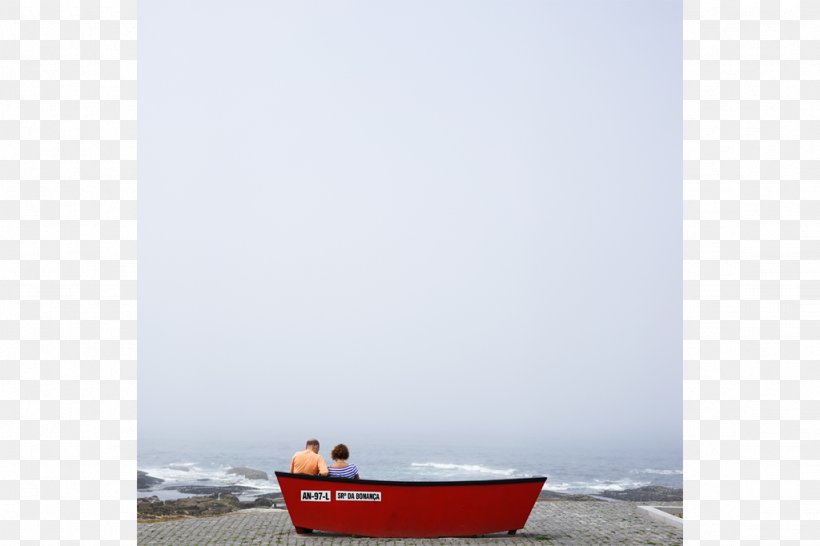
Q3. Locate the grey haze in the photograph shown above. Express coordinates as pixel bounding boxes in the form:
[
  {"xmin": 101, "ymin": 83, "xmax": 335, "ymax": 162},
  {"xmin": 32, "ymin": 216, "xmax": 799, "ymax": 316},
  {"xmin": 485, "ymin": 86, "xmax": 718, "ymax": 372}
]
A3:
[{"xmin": 139, "ymin": 1, "xmax": 681, "ymax": 449}]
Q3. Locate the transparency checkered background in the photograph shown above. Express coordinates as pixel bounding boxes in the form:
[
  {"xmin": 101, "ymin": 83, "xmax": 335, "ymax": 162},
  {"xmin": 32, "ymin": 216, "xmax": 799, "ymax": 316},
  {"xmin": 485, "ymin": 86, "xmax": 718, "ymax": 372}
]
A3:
[
  {"xmin": 683, "ymin": 0, "xmax": 820, "ymax": 545},
  {"xmin": 0, "ymin": 0, "xmax": 818, "ymax": 544},
  {"xmin": 0, "ymin": 1, "xmax": 137, "ymax": 544}
]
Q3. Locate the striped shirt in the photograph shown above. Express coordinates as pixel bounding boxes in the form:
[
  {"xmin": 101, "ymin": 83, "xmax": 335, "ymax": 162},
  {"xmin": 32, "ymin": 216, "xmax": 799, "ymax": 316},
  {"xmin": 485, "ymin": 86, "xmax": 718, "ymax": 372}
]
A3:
[{"xmin": 327, "ymin": 463, "xmax": 359, "ymax": 479}]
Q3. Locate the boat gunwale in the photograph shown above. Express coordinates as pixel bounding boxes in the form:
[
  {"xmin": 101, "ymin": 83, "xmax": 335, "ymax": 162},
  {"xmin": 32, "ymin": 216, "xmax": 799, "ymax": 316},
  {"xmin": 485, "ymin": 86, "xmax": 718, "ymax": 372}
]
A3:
[{"xmin": 275, "ymin": 471, "xmax": 547, "ymax": 488}]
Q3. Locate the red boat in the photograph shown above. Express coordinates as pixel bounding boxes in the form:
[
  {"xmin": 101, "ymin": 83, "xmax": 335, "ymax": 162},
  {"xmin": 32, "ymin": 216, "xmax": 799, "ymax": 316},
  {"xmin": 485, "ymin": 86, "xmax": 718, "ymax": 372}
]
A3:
[{"xmin": 275, "ymin": 471, "xmax": 547, "ymax": 538}]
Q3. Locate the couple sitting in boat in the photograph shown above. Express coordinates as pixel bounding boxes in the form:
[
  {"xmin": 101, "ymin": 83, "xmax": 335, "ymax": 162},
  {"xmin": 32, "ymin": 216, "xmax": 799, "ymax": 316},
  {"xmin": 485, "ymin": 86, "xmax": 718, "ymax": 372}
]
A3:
[{"xmin": 290, "ymin": 438, "xmax": 360, "ymax": 480}]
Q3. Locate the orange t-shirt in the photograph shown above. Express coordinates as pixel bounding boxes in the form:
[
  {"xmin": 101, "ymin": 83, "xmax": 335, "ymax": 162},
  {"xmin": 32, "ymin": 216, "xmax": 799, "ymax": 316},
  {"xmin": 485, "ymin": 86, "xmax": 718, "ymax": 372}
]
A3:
[{"xmin": 290, "ymin": 449, "xmax": 328, "ymax": 475}]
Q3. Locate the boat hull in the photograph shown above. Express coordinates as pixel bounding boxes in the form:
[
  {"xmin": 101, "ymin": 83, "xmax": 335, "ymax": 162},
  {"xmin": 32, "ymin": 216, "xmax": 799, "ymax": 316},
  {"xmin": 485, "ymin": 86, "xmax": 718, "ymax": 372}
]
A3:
[{"xmin": 275, "ymin": 471, "xmax": 546, "ymax": 538}]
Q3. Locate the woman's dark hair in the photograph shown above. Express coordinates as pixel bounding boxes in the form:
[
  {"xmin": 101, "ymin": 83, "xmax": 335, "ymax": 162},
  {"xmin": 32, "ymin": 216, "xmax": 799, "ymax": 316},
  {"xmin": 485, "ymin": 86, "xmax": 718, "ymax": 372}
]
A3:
[{"xmin": 331, "ymin": 444, "xmax": 350, "ymax": 461}]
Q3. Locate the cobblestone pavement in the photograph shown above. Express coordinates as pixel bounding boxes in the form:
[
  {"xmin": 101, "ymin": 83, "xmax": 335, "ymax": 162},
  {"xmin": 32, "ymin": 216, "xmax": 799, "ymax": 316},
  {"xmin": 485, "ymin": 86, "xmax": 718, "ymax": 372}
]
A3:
[{"xmin": 138, "ymin": 501, "xmax": 682, "ymax": 545}]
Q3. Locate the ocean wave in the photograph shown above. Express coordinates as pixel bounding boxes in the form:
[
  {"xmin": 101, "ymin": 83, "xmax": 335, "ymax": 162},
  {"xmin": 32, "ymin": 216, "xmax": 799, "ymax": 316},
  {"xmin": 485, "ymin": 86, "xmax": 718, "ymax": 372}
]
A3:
[
  {"xmin": 410, "ymin": 462, "xmax": 517, "ymax": 477},
  {"xmin": 139, "ymin": 464, "xmax": 280, "ymax": 494},
  {"xmin": 632, "ymin": 468, "xmax": 683, "ymax": 476},
  {"xmin": 544, "ymin": 478, "xmax": 651, "ymax": 493}
]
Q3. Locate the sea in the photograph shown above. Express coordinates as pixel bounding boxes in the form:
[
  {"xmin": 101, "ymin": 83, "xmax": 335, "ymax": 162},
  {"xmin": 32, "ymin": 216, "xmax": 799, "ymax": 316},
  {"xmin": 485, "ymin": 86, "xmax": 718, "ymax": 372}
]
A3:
[{"xmin": 138, "ymin": 438, "xmax": 682, "ymax": 501}]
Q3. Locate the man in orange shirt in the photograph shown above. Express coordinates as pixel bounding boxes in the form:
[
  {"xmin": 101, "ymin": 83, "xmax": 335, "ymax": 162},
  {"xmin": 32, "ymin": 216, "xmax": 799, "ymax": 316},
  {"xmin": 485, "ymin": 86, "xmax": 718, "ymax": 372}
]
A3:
[{"xmin": 290, "ymin": 438, "xmax": 329, "ymax": 476}]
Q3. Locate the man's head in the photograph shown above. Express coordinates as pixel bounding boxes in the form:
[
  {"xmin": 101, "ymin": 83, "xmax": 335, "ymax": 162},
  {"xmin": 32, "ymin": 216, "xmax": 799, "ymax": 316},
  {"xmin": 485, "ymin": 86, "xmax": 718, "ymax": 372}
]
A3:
[{"xmin": 305, "ymin": 438, "xmax": 320, "ymax": 453}]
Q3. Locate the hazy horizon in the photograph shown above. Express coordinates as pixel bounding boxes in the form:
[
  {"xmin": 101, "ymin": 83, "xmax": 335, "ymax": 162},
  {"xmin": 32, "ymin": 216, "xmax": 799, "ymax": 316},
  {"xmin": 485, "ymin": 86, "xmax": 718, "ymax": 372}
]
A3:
[{"xmin": 139, "ymin": 0, "xmax": 681, "ymax": 450}]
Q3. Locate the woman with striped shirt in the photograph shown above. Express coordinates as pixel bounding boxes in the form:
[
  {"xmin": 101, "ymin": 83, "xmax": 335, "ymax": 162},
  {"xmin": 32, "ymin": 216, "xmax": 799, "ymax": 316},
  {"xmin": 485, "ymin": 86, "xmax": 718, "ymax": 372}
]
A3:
[{"xmin": 327, "ymin": 444, "xmax": 360, "ymax": 479}]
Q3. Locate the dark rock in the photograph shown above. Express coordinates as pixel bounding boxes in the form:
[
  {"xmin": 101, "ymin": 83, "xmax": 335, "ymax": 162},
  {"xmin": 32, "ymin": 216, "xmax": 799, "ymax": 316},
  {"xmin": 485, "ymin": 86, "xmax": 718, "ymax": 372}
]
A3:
[
  {"xmin": 227, "ymin": 467, "xmax": 269, "ymax": 480},
  {"xmin": 168, "ymin": 464, "xmax": 191, "ymax": 472},
  {"xmin": 137, "ymin": 471, "xmax": 164, "ymax": 490},
  {"xmin": 219, "ymin": 493, "xmax": 241, "ymax": 506},
  {"xmin": 253, "ymin": 497, "xmax": 274, "ymax": 507},
  {"xmin": 599, "ymin": 485, "xmax": 683, "ymax": 502}
]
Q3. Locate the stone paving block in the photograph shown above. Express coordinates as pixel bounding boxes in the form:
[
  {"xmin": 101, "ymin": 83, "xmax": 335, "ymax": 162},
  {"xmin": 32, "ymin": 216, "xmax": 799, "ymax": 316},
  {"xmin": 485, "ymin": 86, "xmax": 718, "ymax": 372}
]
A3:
[{"xmin": 138, "ymin": 502, "xmax": 682, "ymax": 545}]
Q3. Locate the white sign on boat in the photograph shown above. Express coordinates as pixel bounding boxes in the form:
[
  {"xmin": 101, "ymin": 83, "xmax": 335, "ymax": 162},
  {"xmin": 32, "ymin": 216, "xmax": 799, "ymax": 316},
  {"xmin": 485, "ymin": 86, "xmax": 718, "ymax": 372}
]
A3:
[
  {"xmin": 300, "ymin": 490, "xmax": 331, "ymax": 502},
  {"xmin": 336, "ymin": 491, "xmax": 382, "ymax": 502}
]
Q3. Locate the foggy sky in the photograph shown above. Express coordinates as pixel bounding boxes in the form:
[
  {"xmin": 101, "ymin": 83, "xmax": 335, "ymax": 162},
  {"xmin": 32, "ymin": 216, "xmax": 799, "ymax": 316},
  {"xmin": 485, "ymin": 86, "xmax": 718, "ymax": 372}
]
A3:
[{"xmin": 139, "ymin": 1, "xmax": 681, "ymax": 448}]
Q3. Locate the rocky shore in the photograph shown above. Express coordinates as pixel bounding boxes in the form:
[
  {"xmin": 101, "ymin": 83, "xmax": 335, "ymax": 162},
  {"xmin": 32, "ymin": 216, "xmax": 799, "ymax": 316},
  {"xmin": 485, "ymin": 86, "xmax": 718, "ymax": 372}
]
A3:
[
  {"xmin": 598, "ymin": 485, "xmax": 683, "ymax": 502},
  {"xmin": 538, "ymin": 485, "xmax": 681, "ymax": 502},
  {"xmin": 138, "ymin": 493, "xmax": 284, "ymax": 521},
  {"xmin": 137, "ymin": 466, "xmax": 280, "ymax": 521}
]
